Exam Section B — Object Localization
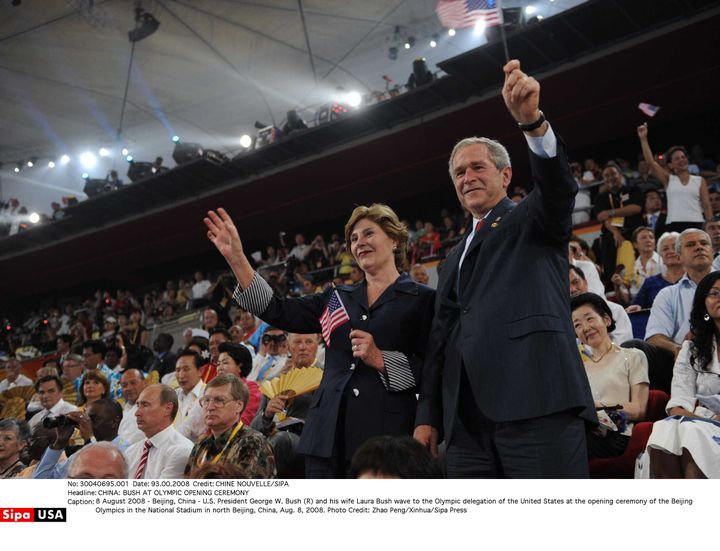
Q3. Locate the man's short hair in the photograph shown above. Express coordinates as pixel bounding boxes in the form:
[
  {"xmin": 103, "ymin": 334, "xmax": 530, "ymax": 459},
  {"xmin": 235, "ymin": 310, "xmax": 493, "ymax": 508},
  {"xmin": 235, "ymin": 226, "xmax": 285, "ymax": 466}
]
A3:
[
  {"xmin": 703, "ymin": 216, "xmax": 720, "ymax": 230},
  {"xmin": 157, "ymin": 384, "xmax": 179, "ymax": 420},
  {"xmin": 349, "ymin": 436, "xmax": 442, "ymax": 479},
  {"xmin": 91, "ymin": 398, "xmax": 123, "ymax": 422},
  {"xmin": 64, "ymin": 353, "xmax": 83, "ymax": 364},
  {"xmin": 82, "ymin": 339, "xmax": 107, "ymax": 357},
  {"xmin": 676, "ymin": 228, "xmax": 711, "ymax": 255},
  {"xmin": 57, "ymin": 334, "xmax": 73, "ymax": 345},
  {"xmin": 209, "ymin": 328, "xmax": 231, "ymax": 341},
  {"xmin": 217, "ymin": 342, "xmax": 252, "ymax": 378},
  {"xmin": 177, "ymin": 349, "xmax": 202, "ymax": 369},
  {"xmin": 448, "ymin": 137, "xmax": 512, "ymax": 179},
  {"xmin": 35, "ymin": 375, "xmax": 63, "ymax": 392},
  {"xmin": 157, "ymin": 333, "xmax": 174, "ymax": 349},
  {"xmin": 68, "ymin": 441, "xmax": 128, "ymax": 479},
  {"xmin": 206, "ymin": 373, "xmax": 249, "ymax": 413}
]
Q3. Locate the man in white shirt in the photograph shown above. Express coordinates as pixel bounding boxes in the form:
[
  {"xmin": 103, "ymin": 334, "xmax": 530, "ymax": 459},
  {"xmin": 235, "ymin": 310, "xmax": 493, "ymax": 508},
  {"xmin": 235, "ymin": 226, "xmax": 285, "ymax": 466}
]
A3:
[
  {"xmin": 248, "ymin": 328, "xmax": 288, "ymax": 383},
  {"xmin": 569, "ymin": 265, "xmax": 633, "ymax": 345},
  {"xmin": 174, "ymin": 351, "xmax": 205, "ymax": 442},
  {"xmin": 0, "ymin": 359, "xmax": 33, "ymax": 392},
  {"xmin": 28, "ymin": 375, "xmax": 78, "ymax": 431},
  {"xmin": 118, "ymin": 369, "xmax": 146, "ymax": 445},
  {"xmin": 191, "ymin": 270, "xmax": 212, "ymax": 300},
  {"xmin": 287, "ymin": 233, "xmax": 309, "ymax": 260},
  {"xmin": 124, "ymin": 384, "xmax": 193, "ymax": 479}
]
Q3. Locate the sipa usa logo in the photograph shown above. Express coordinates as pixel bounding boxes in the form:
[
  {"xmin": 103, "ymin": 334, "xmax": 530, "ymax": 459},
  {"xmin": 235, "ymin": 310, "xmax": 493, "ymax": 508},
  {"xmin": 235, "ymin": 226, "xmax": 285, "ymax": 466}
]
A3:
[{"xmin": 0, "ymin": 508, "xmax": 66, "ymax": 522}]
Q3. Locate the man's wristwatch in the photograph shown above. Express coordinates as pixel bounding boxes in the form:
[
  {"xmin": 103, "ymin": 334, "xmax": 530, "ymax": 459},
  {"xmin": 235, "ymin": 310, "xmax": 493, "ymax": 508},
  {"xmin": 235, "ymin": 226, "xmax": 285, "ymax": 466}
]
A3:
[{"xmin": 517, "ymin": 111, "xmax": 546, "ymax": 132}]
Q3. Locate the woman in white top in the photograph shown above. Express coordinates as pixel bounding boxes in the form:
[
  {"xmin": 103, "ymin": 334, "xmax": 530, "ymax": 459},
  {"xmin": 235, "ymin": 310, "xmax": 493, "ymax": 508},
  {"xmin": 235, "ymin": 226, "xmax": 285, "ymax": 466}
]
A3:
[
  {"xmin": 571, "ymin": 292, "xmax": 649, "ymax": 459},
  {"xmin": 638, "ymin": 123, "xmax": 712, "ymax": 232},
  {"xmin": 646, "ymin": 271, "xmax": 720, "ymax": 478}
]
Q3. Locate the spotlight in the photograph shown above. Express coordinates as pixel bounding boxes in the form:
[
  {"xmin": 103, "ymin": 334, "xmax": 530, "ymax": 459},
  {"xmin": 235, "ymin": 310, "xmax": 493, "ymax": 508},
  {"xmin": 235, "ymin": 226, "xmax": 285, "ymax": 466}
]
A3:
[
  {"xmin": 60, "ymin": 154, "xmax": 70, "ymax": 165},
  {"xmin": 473, "ymin": 18, "xmax": 486, "ymax": 36},
  {"xmin": 404, "ymin": 42, "xmax": 410, "ymax": 49},
  {"xmin": 448, "ymin": 28, "xmax": 456, "ymax": 37},
  {"xmin": 121, "ymin": 148, "xmax": 129, "ymax": 156},
  {"xmin": 430, "ymin": 40, "xmax": 437, "ymax": 48},
  {"xmin": 126, "ymin": 155, "xmax": 134, "ymax": 162},
  {"xmin": 82, "ymin": 172, "xmax": 90, "ymax": 179},
  {"xmin": 80, "ymin": 152, "xmax": 97, "ymax": 169},
  {"xmin": 128, "ymin": 6, "xmax": 160, "ymax": 43},
  {"xmin": 525, "ymin": 5, "xmax": 537, "ymax": 15},
  {"xmin": 388, "ymin": 46, "xmax": 398, "ymax": 60},
  {"xmin": 29, "ymin": 212, "xmax": 40, "ymax": 224},
  {"xmin": 14, "ymin": 164, "xmax": 21, "ymax": 173},
  {"xmin": 172, "ymin": 135, "xmax": 180, "ymax": 143},
  {"xmin": 48, "ymin": 161, "xmax": 56, "ymax": 168},
  {"xmin": 99, "ymin": 147, "xmax": 110, "ymax": 157},
  {"xmin": 346, "ymin": 91, "xmax": 362, "ymax": 108},
  {"xmin": 239, "ymin": 134, "xmax": 252, "ymax": 148}
]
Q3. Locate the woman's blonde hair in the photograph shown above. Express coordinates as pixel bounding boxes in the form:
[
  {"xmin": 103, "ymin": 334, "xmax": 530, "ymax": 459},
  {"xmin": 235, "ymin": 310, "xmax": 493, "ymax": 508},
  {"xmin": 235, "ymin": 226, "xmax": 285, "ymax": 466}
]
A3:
[{"xmin": 344, "ymin": 204, "xmax": 409, "ymax": 271}]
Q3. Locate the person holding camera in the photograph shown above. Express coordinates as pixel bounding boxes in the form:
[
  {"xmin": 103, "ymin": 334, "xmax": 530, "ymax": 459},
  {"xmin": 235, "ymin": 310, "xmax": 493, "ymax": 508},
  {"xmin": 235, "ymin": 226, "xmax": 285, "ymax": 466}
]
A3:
[
  {"xmin": 247, "ymin": 328, "xmax": 288, "ymax": 383},
  {"xmin": 28, "ymin": 375, "xmax": 78, "ymax": 432},
  {"xmin": 32, "ymin": 398, "xmax": 127, "ymax": 479}
]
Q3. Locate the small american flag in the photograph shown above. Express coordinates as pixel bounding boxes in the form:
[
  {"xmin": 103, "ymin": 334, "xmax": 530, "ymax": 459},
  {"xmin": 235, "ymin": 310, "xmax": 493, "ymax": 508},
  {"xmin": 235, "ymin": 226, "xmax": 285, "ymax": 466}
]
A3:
[
  {"xmin": 638, "ymin": 102, "xmax": 660, "ymax": 118},
  {"xmin": 436, "ymin": 0, "xmax": 502, "ymax": 29},
  {"xmin": 319, "ymin": 290, "xmax": 350, "ymax": 346}
]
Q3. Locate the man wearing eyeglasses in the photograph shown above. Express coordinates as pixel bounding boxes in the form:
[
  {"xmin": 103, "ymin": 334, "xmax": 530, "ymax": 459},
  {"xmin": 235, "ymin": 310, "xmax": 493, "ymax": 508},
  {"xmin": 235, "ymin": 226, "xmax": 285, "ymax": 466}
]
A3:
[
  {"xmin": 185, "ymin": 373, "xmax": 276, "ymax": 478},
  {"xmin": 247, "ymin": 328, "xmax": 288, "ymax": 383}
]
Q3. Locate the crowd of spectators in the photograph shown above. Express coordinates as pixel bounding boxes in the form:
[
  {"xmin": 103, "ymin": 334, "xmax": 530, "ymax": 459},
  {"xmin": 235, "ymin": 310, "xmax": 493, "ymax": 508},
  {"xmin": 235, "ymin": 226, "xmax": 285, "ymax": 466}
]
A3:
[{"xmin": 2, "ymin": 130, "xmax": 720, "ymax": 479}]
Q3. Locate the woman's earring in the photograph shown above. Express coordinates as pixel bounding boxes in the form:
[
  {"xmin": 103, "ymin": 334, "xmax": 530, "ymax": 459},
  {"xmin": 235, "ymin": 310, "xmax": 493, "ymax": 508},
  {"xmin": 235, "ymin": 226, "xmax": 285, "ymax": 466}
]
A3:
[{"xmin": 704, "ymin": 313, "xmax": 711, "ymax": 321}]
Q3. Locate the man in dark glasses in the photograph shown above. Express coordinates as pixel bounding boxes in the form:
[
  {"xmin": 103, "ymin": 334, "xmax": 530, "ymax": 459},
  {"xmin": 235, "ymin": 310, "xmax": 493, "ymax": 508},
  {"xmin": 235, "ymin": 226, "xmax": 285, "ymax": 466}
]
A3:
[{"xmin": 247, "ymin": 328, "xmax": 288, "ymax": 383}]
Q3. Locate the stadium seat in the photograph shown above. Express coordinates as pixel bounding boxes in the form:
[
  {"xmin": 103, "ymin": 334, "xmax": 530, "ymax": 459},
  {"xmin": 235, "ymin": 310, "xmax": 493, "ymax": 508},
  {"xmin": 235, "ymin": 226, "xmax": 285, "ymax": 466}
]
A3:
[{"xmin": 589, "ymin": 389, "xmax": 669, "ymax": 479}]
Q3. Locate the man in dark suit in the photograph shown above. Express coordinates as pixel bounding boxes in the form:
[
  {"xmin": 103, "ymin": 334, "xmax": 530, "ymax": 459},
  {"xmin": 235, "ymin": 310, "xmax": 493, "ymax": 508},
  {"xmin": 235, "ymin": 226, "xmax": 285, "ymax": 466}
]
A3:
[{"xmin": 414, "ymin": 60, "xmax": 595, "ymax": 478}]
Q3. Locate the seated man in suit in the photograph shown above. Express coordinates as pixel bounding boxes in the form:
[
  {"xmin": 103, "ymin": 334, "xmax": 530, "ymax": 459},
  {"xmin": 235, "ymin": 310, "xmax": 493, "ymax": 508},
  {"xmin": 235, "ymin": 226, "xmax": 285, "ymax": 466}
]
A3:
[{"xmin": 251, "ymin": 332, "xmax": 320, "ymax": 477}]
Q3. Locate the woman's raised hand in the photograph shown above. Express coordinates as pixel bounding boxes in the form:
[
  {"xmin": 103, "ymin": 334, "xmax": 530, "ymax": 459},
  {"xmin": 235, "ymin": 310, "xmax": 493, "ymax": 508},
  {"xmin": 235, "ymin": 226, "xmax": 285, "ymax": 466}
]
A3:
[
  {"xmin": 204, "ymin": 208, "xmax": 245, "ymax": 262},
  {"xmin": 637, "ymin": 123, "xmax": 648, "ymax": 139}
]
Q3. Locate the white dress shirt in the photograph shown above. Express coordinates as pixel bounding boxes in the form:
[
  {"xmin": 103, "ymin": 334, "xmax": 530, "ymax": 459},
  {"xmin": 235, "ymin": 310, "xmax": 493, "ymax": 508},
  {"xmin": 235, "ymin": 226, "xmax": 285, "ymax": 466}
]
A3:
[
  {"xmin": 0, "ymin": 374, "xmax": 33, "ymax": 392},
  {"xmin": 174, "ymin": 381, "xmax": 204, "ymax": 432},
  {"xmin": 248, "ymin": 354, "xmax": 287, "ymax": 383},
  {"xmin": 118, "ymin": 402, "xmax": 145, "ymax": 445},
  {"xmin": 28, "ymin": 399, "xmax": 78, "ymax": 431},
  {"xmin": 123, "ymin": 425, "xmax": 193, "ymax": 479}
]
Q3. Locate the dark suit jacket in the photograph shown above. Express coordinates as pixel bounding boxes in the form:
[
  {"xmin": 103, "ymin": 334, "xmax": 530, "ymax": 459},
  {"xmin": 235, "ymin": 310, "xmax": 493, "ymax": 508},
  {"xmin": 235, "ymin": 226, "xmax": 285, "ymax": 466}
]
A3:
[
  {"xmin": 416, "ymin": 142, "xmax": 595, "ymax": 443},
  {"xmin": 145, "ymin": 351, "xmax": 177, "ymax": 379},
  {"xmin": 258, "ymin": 274, "xmax": 435, "ymax": 460}
]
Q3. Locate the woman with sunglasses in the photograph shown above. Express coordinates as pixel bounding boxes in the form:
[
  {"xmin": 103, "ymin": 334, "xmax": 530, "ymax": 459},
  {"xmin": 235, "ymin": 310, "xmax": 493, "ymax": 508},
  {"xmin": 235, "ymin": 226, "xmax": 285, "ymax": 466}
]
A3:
[{"xmin": 205, "ymin": 204, "xmax": 435, "ymax": 478}]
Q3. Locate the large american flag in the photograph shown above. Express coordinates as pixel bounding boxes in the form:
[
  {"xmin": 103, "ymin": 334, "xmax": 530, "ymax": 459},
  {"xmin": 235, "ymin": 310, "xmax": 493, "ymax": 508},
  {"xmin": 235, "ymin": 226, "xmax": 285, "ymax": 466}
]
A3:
[
  {"xmin": 436, "ymin": 0, "xmax": 502, "ymax": 29},
  {"xmin": 319, "ymin": 290, "xmax": 350, "ymax": 346}
]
